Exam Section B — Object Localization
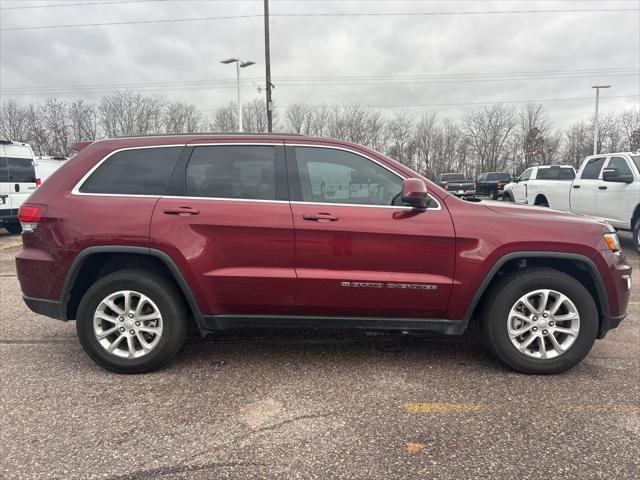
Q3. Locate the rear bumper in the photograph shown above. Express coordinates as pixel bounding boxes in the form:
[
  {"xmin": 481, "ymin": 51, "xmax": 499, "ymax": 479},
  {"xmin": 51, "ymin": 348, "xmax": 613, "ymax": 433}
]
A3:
[{"xmin": 22, "ymin": 295, "xmax": 65, "ymax": 321}]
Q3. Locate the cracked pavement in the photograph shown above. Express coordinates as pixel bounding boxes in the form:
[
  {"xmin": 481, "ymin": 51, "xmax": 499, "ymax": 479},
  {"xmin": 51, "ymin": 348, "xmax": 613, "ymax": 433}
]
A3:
[{"xmin": 0, "ymin": 230, "xmax": 638, "ymax": 479}]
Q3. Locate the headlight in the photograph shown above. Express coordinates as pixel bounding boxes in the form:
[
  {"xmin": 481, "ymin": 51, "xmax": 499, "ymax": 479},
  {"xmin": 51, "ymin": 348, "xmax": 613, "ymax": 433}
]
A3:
[{"xmin": 603, "ymin": 232, "xmax": 621, "ymax": 252}]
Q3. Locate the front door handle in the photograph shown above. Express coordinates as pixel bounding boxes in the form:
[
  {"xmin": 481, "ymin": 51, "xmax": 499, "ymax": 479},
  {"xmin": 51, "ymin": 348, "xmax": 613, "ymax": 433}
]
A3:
[
  {"xmin": 598, "ymin": 186, "xmax": 608, "ymax": 190},
  {"xmin": 164, "ymin": 207, "xmax": 200, "ymax": 216},
  {"xmin": 14, "ymin": 183, "xmax": 19, "ymax": 192},
  {"xmin": 572, "ymin": 185, "xmax": 581, "ymax": 189},
  {"xmin": 303, "ymin": 212, "xmax": 339, "ymax": 222}
]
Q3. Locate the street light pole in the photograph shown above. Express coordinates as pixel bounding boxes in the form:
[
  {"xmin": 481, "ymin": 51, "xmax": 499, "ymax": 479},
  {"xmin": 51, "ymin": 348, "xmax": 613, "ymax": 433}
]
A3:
[
  {"xmin": 592, "ymin": 85, "xmax": 611, "ymax": 155},
  {"xmin": 264, "ymin": 0, "xmax": 273, "ymax": 132},
  {"xmin": 236, "ymin": 60, "xmax": 242, "ymax": 132},
  {"xmin": 221, "ymin": 58, "xmax": 256, "ymax": 133}
]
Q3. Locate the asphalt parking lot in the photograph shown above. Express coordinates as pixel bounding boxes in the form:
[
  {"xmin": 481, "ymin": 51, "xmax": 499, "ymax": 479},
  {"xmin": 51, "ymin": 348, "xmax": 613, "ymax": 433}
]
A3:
[{"xmin": 0, "ymin": 231, "xmax": 638, "ymax": 480}]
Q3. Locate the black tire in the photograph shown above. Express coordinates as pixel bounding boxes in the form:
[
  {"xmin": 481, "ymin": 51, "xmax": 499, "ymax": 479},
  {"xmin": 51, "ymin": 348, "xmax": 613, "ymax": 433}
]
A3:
[
  {"xmin": 480, "ymin": 267, "xmax": 598, "ymax": 374},
  {"xmin": 535, "ymin": 196, "xmax": 549, "ymax": 208},
  {"xmin": 76, "ymin": 269, "xmax": 188, "ymax": 373},
  {"xmin": 5, "ymin": 222, "xmax": 22, "ymax": 234},
  {"xmin": 502, "ymin": 191, "xmax": 514, "ymax": 202},
  {"xmin": 633, "ymin": 220, "xmax": 640, "ymax": 254}
]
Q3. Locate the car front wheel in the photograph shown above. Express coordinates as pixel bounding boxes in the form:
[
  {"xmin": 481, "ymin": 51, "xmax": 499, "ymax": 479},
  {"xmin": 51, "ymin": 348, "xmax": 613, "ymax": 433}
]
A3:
[
  {"xmin": 633, "ymin": 220, "xmax": 640, "ymax": 254},
  {"xmin": 76, "ymin": 269, "xmax": 188, "ymax": 373},
  {"xmin": 481, "ymin": 267, "xmax": 598, "ymax": 374}
]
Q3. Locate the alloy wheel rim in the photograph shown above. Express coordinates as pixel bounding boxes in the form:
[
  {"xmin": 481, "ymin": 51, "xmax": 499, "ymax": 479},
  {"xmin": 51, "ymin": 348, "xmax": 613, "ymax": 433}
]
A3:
[
  {"xmin": 93, "ymin": 290, "xmax": 163, "ymax": 359},
  {"xmin": 507, "ymin": 289, "xmax": 580, "ymax": 360}
]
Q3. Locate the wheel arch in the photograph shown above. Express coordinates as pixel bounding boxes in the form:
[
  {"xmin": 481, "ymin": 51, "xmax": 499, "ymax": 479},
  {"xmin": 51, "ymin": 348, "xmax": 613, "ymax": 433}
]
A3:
[
  {"xmin": 61, "ymin": 246, "xmax": 205, "ymax": 331},
  {"xmin": 534, "ymin": 194, "xmax": 549, "ymax": 206},
  {"xmin": 465, "ymin": 252, "xmax": 610, "ymax": 338},
  {"xmin": 631, "ymin": 203, "xmax": 640, "ymax": 229}
]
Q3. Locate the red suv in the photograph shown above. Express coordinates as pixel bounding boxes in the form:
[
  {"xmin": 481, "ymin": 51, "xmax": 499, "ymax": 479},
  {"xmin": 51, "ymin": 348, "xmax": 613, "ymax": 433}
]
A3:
[{"xmin": 16, "ymin": 135, "xmax": 631, "ymax": 374}]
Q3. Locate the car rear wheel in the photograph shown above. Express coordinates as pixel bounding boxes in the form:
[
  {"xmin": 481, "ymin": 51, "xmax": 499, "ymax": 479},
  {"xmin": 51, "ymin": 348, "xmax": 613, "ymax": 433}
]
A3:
[
  {"xmin": 480, "ymin": 267, "xmax": 598, "ymax": 374},
  {"xmin": 76, "ymin": 269, "xmax": 188, "ymax": 373}
]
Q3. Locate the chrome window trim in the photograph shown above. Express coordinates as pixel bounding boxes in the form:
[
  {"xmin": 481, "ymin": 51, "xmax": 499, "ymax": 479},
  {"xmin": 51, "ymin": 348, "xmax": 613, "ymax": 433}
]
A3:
[
  {"xmin": 286, "ymin": 143, "xmax": 441, "ymax": 210},
  {"xmin": 70, "ymin": 142, "xmax": 441, "ymax": 210},
  {"xmin": 71, "ymin": 144, "xmax": 186, "ymax": 197}
]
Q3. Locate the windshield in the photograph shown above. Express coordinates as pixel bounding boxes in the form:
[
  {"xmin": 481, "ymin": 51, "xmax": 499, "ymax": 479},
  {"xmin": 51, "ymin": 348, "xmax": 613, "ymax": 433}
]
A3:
[
  {"xmin": 441, "ymin": 174, "xmax": 466, "ymax": 182},
  {"xmin": 632, "ymin": 155, "xmax": 640, "ymax": 174}
]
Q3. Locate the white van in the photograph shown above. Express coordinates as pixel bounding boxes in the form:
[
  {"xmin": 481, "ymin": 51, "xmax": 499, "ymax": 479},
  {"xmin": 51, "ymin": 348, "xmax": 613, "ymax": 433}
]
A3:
[
  {"xmin": 34, "ymin": 155, "xmax": 68, "ymax": 184},
  {"xmin": 0, "ymin": 140, "xmax": 37, "ymax": 234}
]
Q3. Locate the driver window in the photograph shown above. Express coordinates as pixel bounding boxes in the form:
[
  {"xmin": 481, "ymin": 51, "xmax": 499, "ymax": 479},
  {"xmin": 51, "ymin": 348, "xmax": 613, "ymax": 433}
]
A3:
[
  {"xmin": 294, "ymin": 147, "xmax": 405, "ymax": 206},
  {"xmin": 519, "ymin": 168, "xmax": 532, "ymax": 181},
  {"xmin": 607, "ymin": 156, "xmax": 633, "ymax": 177}
]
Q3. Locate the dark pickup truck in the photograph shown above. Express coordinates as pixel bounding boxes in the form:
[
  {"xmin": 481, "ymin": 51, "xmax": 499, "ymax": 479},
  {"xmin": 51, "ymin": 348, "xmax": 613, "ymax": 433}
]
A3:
[
  {"xmin": 476, "ymin": 172, "xmax": 512, "ymax": 199},
  {"xmin": 436, "ymin": 173, "xmax": 476, "ymax": 196}
]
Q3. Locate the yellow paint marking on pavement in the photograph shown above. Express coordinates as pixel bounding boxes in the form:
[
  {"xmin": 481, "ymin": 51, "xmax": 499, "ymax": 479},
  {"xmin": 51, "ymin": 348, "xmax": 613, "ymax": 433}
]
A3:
[
  {"xmin": 404, "ymin": 402, "xmax": 491, "ymax": 413},
  {"xmin": 405, "ymin": 402, "xmax": 640, "ymax": 414},
  {"xmin": 628, "ymin": 301, "xmax": 640, "ymax": 306}
]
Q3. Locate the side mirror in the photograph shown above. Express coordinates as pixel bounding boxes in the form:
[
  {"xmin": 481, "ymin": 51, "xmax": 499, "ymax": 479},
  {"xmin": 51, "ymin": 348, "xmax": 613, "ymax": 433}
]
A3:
[
  {"xmin": 602, "ymin": 167, "xmax": 634, "ymax": 184},
  {"xmin": 513, "ymin": 176, "xmax": 520, "ymax": 183},
  {"xmin": 401, "ymin": 178, "xmax": 429, "ymax": 209}
]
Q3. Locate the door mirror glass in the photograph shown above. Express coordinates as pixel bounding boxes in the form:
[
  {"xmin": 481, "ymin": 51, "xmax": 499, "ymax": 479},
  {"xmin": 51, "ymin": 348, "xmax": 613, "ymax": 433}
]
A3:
[
  {"xmin": 514, "ymin": 176, "xmax": 520, "ymax": 183},
  {"xmin": 401, "ymin": 178, "xmax": 429, "ymax": 209},
  {"xmin": 602, "ymin": 167, "xmax": 634, "ymax": 184}
]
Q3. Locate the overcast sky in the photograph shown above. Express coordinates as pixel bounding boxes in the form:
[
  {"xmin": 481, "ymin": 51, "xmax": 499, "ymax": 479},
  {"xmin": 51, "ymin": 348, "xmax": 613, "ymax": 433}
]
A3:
[{"xmin": 1, "ymin": 0, "xmax": 639, "ymax": 128}]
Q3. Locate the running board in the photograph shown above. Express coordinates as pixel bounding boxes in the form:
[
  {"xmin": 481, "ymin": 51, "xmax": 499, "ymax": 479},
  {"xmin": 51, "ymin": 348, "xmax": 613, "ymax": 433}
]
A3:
[{"xmin": 201, "ymin": 315, "xmax": 468, "ymax": 336}]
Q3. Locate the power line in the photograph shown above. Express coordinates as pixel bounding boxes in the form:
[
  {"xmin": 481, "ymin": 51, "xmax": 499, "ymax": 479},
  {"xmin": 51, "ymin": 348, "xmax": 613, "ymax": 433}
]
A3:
[
  {"xmin": 2, "ymin": 7, "xmax": 637, "ymax": 31},
  {"xmin": 2, "ymin": 68, "xmax": 637, "ymax": 95},
  {"xmin": 0, "ymin": 0, "xmax": 170, "ymax": 10}
]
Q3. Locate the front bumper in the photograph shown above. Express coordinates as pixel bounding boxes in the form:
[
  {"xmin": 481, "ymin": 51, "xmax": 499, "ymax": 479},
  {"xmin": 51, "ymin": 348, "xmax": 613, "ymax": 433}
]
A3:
[{"xmin": 597, "ymin": 313, "xmax": 627, "ymax": 339}]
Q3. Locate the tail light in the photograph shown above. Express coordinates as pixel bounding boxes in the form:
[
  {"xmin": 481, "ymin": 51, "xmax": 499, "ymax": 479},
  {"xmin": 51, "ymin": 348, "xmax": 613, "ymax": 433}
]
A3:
[
  {"xmin": 443, "ymin": 182, "xmax": 449, "ymax": 190},
  {"xmin": 497, "ymin": 182, "xmax": 504, "ymax": 189},
  {"xmin": 35, "ymin": 178, "xmax": 42, "ymax": 187},
  {"xmin": 18, "ymin": 204, "xmax": 45, "ymax": 232}
]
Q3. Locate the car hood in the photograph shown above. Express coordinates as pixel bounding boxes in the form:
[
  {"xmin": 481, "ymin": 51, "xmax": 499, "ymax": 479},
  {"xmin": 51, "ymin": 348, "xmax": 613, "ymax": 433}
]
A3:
[{"xmin": 483, "ymin": 201, "xmax": 608, "ymax": 227}]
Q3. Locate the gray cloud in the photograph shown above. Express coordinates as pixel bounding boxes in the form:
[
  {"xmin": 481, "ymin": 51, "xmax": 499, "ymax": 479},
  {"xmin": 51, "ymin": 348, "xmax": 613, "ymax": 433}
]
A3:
[{"xmin": 1, "ymin": 0, "xmax": 638, "ymax": 128}]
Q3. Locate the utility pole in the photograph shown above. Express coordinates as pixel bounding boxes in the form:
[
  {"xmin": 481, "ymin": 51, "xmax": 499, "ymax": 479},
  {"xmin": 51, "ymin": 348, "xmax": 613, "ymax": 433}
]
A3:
[
  {"xmin": 592, "ymin": 85, "xmax": 611, "ymax": 155},
  {"xmin": 264, "ymin": 0, "xmax": 273, "ymax": 132}
]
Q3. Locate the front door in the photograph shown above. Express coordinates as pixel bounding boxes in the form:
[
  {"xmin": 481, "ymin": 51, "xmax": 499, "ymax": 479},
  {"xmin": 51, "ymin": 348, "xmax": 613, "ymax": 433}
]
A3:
[
  {"xmin": 513, "ymin": 168, "xmax": 532, "ymax": 204},
  {"xmin": 571, "ymin": 156, "xmax": 606, "ymax": 216},
  {"xmin": 150, "ymin": 143, "xmax": 296, "ymax": 316},
  {"xmin": 287, "ymin": 144, "xmax": 455, "ymax": 319},
  {"xmin": 597, "ymin": 155, "xmax": 636, "ymax": 227}
]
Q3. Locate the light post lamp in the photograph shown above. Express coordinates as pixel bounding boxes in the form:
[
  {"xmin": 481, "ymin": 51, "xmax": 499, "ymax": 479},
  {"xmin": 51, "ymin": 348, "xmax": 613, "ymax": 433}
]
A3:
[
  {"xmin": 221, "ymin": 58, "xmax": 256, "ymax": 132},
  {"xmin": 591, "ymin": 85, "xmax": 611, "ymax": 155}
]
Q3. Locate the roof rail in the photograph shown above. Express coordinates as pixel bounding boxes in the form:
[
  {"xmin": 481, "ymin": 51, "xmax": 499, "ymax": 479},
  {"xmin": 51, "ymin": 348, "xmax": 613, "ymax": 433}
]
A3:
[{"xmin": 112, "ymin": 132, "xmax": 305, "ymax": 139}]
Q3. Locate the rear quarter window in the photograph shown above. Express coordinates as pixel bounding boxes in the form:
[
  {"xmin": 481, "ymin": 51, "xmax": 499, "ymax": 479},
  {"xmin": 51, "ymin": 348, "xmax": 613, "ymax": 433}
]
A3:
[{"xmin": 79, "ymin": 147, "xmax": 182, "ymax": 195}]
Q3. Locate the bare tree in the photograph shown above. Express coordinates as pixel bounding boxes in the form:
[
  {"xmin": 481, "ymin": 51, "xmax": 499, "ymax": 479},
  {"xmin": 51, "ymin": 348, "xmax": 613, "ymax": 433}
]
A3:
[
  {"xmin": 210, "ymin": 103, "xmax": 237, "ymax": 132},
  {"xmin": 163, "ymin": 101, "xmax": 202, "ymax": 134},
  {"xmin": 463, "ymin": 104, "xmax": 516, "ymax": 175},
  {"xmin": 561, "ymin": 120, "xmax": 592, "ymax": 168},
  {"xmin": 69, "ymin": 100, "xmax": 99, "ymax": 143},
  {"xmin": 619, "ymin": 108, "xmax": 640, "ymax": 151},
  {"xmin": 242, "ymin": 99, "xmax": 268, "ymax": 133},
  {"xmin": 0, "ymin": 100, "xmax": 31, "ymax": 142},
  {"xmin": 385, "ymin": 111, "xmax": 414, "ymax": 167},
  {"xmin": 99, "ymin": 92, "xmax": 165, "ymax": 137}
]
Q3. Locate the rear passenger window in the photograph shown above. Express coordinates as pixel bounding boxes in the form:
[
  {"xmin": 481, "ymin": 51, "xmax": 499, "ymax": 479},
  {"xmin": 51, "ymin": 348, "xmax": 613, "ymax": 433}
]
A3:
[
  {"xmin": 7, "ymin": 157, "xmax": 36, "ymax": 183},
  {"xmin": 185, "ymin": 146, "xmax": 276, "ymax": 200},
  {"xmin": 0, "ymin": 157, "xmax": 8, "ymax": 182},
  {"xmin": 80, "ymin": 147, "xmax": 182, "ymax": 195},
  {"xmin": 580, "ymin": 157, "xmax": 605, "ymax": 180}
]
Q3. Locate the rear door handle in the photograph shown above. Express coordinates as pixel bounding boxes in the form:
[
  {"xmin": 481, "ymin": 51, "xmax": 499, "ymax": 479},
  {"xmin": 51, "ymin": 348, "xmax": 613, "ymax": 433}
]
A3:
[
  {"xmin": 163, "ymin": 207, "xmax": 200, "ymax": 216},
  {"xmin": 302, "ymin": 212, "xmax": 339, "ymax": 222},
  {"xmin": 598, "ymin": 186, "xmax": 608, "ymax": 190},
  {"xmin": 572, "ymin": 185, "xmax": 581, "ymax": 189}
]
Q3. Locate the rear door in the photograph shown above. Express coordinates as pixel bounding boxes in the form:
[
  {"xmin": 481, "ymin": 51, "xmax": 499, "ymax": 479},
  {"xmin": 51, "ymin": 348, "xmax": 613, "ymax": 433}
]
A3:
[
  {"xmin": 597, "ymin": 155, "xmax": 636, "ymax": 227},
  {"xmin": 4, "ymin": 144, "xmax": 36, "ymax": 212},
  {"xmin": 150, "ymin": 142, "xmax": 295, "ymax": 316},
  {"xmin": 0, "ymin": 148, "xmax": 10, "ymax": 217},
  {"xmin": 287, "ymin": 143, "xmax": 455, "ymax": 319},
  {"xmin": 571, "ymin": 157, "xmax": 606, "ymax": 216}
]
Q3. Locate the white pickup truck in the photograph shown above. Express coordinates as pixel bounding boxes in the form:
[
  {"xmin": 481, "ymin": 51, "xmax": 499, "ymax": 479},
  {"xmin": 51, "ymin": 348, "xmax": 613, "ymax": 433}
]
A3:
[{"xmin": 503, "ymin": 152, "xmax": 640, "ymax": 252}]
